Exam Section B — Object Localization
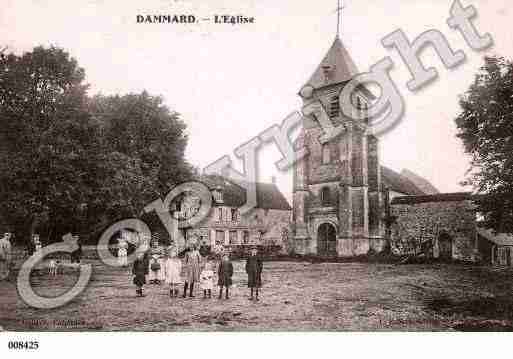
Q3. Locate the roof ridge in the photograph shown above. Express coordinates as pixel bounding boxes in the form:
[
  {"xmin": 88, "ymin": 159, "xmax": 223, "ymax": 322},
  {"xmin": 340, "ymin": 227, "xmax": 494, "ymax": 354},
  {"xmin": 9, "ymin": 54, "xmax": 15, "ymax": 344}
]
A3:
[{"xmin": 302, "ymin": 37, "xmax": 359, "ymax": 91}]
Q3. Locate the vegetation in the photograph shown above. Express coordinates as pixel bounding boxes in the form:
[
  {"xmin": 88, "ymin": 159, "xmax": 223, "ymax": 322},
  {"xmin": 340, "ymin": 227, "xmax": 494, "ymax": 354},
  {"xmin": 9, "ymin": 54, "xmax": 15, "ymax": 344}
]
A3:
[
  {"xmin": 455, "ymin": 56, "xmax": 513, "ymax": 234},
  {"xmin": 0, "ymin": 46, "xmax": 193, "ymax": 247}
]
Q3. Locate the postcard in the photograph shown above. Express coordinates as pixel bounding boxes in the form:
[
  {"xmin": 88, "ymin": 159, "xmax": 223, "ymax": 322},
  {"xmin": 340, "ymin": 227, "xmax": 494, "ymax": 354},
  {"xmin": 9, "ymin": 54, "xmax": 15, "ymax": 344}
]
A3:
[{"xmin": 1, "ymin": 1, "xmax": 512, "ymax": 355}]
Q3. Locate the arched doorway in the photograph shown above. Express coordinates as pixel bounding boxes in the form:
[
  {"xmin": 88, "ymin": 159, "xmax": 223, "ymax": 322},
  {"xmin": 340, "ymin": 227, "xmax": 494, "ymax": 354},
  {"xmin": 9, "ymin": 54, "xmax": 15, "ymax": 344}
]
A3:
[
  {"xmin": 438, "ymin": 232, "xmax": 453, "ymax": 261},
  {"xmin": 317, "ymin": 223, "xmax": 337, "ymax": 256}
]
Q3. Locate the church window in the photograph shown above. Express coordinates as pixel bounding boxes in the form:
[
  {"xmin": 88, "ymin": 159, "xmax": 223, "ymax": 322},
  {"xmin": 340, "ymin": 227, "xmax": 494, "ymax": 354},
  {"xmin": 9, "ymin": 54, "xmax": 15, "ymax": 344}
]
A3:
[
  {"xmin": 329, "ymin": 95, "xmax": 340, "ymax": 118},
  {"xmin": 321, "ymin": 187, "xmax": 331, "ymax": 206},
  {"xmin": 243, "ymin": 230, "xmax": 250, "ymax": 244},
  {"xmin": 322, "ymin": 143, "xmax": 330, "ymax": 164},
  {"xmin": 217, "ymin": 207, "xmax": 223, "ymax": 222}
]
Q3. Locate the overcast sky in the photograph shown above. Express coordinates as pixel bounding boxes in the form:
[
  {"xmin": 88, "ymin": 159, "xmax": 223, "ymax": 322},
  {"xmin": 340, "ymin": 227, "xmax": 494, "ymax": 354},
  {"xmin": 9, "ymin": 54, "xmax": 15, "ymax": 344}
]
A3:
[{"xmin": 2, "ymin": 0, "xmax": 512, "ymax": 201}]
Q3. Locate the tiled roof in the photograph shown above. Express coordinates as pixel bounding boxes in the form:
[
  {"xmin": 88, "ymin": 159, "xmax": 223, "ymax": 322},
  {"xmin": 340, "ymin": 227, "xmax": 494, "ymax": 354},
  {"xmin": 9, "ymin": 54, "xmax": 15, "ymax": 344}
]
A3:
[
  {"xmin": 198, "ymin": 175, "xmax": 292, "ymax": 211},
  {"xmin": 303, "ymin": 37, "xmax": 359, "ymax": 90},
  {"xmin": 381, "ymin": 166, "xmax": 426, "ymax": 196},
  {"xmin": 390, "ymin": 192, "xmax": 473, "ymax": 205},
  {"xmin": 477, "ymin": 227, "xmax": 513, "ymax": 246},
  {"xmin": 400, "ymin": 169, "xmax": 439, "ymax": 195}
]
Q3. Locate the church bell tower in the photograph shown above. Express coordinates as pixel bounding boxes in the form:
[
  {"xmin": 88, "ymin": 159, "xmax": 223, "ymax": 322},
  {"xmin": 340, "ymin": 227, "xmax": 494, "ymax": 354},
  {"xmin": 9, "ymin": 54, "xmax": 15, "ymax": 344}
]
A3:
[{"xmin": 292, "ymin": 34, "xmax": 383, "ymax": 257}]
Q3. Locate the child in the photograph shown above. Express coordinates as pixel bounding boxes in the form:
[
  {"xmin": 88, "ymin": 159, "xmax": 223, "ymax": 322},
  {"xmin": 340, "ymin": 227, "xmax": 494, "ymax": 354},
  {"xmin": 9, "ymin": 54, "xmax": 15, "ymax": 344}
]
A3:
[
  {"xmin": 132, "ymin": 251, "xmax": 149, "ymax": 297},
  {"xmin": 217, "ymin": 253, "xmax": 233, "ymax": 299},
  {"xmin": 164, "ymin": 248, "xmax": 182, "ymax": 298},
  {"xmin": 200, "ymin": 261, "xmax": 214, "ymax": 299},
  {"xmin": 148, "ymin": 253, "xmax": 162, "ymax": 284},
  {"xmin": 117, "ymin": 238, "xmax": 128, "ymax": 267},
  {"xmin": 245, "ymin": 247, "xmax": 263, "ymax": 301}
]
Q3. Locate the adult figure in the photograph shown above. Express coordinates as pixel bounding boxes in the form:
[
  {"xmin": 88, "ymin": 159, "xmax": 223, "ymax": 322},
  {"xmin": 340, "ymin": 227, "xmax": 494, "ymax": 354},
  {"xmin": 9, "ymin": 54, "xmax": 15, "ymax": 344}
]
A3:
[
  {"xmin": 0, "ymin": 232, "xmax": 12, "ymax": 281},
  {"xmin": 70, "ymin": 235, "xmax": 83, "ymax": 264},
  {"xmin": 34, "ymin": 234, "xmax": 42, "ymax": 252},
  {"xmin": 182, "ymin": 244, "xmax": 202, "ymax": 298},
  {"xmin": 27, "ymin": 234, "xmax": 37, "ymax": 256},
  {"xmin": 245, "ymin": 247, "xmax": 263, "ymax": 301}
]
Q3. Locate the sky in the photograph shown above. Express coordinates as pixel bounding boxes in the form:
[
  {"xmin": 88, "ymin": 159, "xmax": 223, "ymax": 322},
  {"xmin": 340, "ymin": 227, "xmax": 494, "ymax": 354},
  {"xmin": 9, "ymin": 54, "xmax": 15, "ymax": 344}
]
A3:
[{"xmin": 2, "ymin": 0, "xmax": 512, "ymax": 202}]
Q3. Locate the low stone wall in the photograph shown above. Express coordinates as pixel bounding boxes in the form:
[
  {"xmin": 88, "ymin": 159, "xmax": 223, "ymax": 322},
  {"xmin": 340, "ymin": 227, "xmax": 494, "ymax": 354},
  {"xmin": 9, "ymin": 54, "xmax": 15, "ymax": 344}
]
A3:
[{"xmin": 390, "ymin": 195, "xmax": 477, "ymax": 261}]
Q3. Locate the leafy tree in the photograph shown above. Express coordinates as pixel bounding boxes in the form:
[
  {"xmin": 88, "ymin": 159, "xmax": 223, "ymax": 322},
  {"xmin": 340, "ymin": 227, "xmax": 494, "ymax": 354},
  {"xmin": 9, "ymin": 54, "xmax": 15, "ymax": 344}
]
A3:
[
  {"xmin": 0, "ymin": 46, "xmax": 99, "ymax": 245},
  {"xmin": 455, "ymin": 56, "xmax": 513, "ymax": 233},
  {"xmin": 89, "ymin": 92, "xmax": 194, "ymax": 195},
  {"xmin": 0, "ymin": 46, "xmax": 194, "ymax": 247}
]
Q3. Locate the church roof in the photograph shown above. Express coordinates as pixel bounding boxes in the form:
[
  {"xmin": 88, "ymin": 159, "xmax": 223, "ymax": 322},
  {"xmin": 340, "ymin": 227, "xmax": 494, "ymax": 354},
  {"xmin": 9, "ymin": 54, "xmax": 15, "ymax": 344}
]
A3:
[
  {"xmin": 390, "ymin": 192, "xmax": 473, "ymax": 205},
  {"xmin": 199, "ymin": 174, "xmax": 292, "ymax": 211},
  {"xmin": 303, "ymin": 36, "xmax": 359, "ymax": 90},
  {"xmin": 400, "ymin": 169, "xmax": 439, "ymax": 195},
  {"xmin": 381, "ymin": 166, "xmax": 426, "ymax": 196}
]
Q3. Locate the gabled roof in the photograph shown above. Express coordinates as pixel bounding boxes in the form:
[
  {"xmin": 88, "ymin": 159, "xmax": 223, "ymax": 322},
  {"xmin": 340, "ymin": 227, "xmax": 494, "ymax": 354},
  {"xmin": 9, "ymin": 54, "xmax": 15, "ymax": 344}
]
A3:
[
  {"xmin": 381, "ymin": 166, "xmax": 426, "ymax": 196},
  {"xmin": 477, "ymin": 227, "xmax": 513, "ymax": 247},
  {"xmin": 199, "ymin": 175, "xmax": 292, "ymax": 211},
  {"xmin": 400, "ymin": 169, "xmax": 439, "ymax": 195},
  {"xmin": 303, "ymin": 37, "xmax": 359, "ymax": 91}
]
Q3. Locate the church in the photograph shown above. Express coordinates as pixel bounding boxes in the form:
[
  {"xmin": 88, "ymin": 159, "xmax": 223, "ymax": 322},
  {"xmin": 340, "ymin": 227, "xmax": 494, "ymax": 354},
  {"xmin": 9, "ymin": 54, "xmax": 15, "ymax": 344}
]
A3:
[{"xmin": 291, "ymin": 34, "xmax": 479, "ymax": 261}]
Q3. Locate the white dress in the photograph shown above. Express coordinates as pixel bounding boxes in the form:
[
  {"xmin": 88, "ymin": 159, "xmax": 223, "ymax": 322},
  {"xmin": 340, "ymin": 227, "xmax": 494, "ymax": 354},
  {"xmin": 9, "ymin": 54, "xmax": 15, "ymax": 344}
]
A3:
[
  {"xmin": 118, "ymin": 241, "xmax": 128, "ymax": 267},
  {"xmin": 200, "ymin": 269, "xmax": 214, "ymax": 290},
  {"xmin": 164, "ymin": 258, "xmax": 182, "ymax": 284}
]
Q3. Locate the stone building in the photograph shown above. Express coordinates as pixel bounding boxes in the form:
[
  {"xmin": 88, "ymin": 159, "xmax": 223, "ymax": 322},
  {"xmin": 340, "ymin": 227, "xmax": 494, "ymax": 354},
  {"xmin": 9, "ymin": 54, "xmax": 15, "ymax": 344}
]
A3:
[
  {"xmin": 476, "ymin": 227, "xmax": 513, "ymax": 266},
  {"xmin": 175, "ymin": 175, "xmax": 291, "ymax": 249},
  {"xmin": 389, "ymin": 193, "xmax": 478, "ymax": 261},
  {"xmin": 292, "ymin": 36, "xmax": 427, "ymax": 257},
  {"xmin": 291, "ymin": 35, "xmax": 480, "ymax": 260}
]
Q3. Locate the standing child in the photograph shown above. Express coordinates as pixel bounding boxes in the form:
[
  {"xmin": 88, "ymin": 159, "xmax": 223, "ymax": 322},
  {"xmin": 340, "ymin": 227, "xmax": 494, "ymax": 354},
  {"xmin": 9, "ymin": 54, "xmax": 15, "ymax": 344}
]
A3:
[
  {"xmin": 217, "ymin": 253, "xmax": 233, "ymax": 299},
  {"xmin": 200, "ymin": 261, "xmax": 214, "ymax": 299},
  {"xmin": 245, "ymin": 247, "xmax": 263, "ymax": 301},
  {"xmin": 164, "ymin": 248, "xmax": 182, "ymax": 298},
  {"xmin": 117, "ymin": 238, "xmax": 128, "ymax": 267},
  {"xmin": 148, "ymin": 253, "xmax": 162, "ymax": 284},
  {"xmin": 132, "ymin": 251, "xmax": 149, "ymax": 297}
]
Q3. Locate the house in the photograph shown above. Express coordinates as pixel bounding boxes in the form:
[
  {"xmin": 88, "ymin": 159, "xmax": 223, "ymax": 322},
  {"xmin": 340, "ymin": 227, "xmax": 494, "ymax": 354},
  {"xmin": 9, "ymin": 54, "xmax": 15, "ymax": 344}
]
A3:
[
  {"xmin": 173, "ymin": 175, "xmax": 292, "ymax": 249},
  {"xmin": 477, "ymin": 227, "xmax": 513, "ymax": 266}
]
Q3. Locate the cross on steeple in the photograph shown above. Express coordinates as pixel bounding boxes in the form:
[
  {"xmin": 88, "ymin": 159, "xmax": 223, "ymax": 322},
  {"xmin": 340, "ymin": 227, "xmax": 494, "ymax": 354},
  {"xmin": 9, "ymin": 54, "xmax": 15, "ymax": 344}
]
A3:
[{"xmin": 335, "ymin": 0, "xmax": 345, "ymax": 38}]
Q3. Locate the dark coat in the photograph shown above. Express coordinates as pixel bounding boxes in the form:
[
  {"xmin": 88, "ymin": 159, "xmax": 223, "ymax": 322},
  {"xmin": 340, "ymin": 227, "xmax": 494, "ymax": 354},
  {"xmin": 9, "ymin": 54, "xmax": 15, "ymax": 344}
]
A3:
[
  {"xmin": 217, "ymin": 260, "xmax": 233, "ymax": 287},
  {"xmin": 245, "ymin": 255, "xmax": 263, "ymax": 288},
  {"xmin": 70, "ymin": 244, "xmax": 82, "ymax": 263},
  {"xmin": 132, "ymin": 256, "xmax": 149, "ymax": 287}
]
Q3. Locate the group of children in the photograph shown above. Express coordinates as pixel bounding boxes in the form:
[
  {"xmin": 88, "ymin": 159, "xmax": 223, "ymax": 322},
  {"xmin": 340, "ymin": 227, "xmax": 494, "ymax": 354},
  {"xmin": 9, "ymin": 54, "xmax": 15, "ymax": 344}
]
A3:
[{"xmin": 131, "ymin": 244, "xmax": 263, "ymax": 301}]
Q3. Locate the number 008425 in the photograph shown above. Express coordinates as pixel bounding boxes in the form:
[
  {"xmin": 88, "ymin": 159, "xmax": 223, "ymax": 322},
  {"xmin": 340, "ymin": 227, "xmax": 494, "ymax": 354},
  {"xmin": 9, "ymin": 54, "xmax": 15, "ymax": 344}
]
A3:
[{"xmin": 7, "ymin": 341, "xmax": 39, "ymax": 350}]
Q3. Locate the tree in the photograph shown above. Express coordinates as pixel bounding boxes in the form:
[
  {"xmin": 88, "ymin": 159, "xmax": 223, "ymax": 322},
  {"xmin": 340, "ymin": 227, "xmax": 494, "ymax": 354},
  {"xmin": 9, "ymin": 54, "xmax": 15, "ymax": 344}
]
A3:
[
  {"xmin": 455, "ymin": 56, "xmax": 513, "ymax": 233},
  {"xmin": 0, "ymin": 46, "xmax": 99, "ymax": 245},
  {"xmin": 89, "ymin": 92, "xmax": 194, "ymax": 195},
  {"xmin": 0, "ymin": 46, "xmax": 195, "ymax": 247}
]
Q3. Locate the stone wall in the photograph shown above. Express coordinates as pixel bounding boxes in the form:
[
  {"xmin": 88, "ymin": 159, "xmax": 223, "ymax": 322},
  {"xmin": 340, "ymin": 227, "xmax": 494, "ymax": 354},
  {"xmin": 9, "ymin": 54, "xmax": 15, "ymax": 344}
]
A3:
[{"xmin": 390, "ymin": 197, "xmax": 477, "ymax": 261}]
